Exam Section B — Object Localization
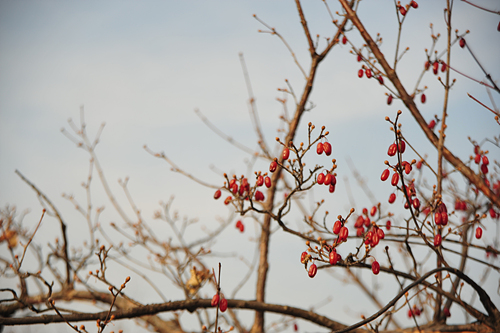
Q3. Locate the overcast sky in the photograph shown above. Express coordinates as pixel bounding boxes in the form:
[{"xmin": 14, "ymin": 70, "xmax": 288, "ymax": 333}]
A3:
[{"xmin": 1, "ymin": 1, "xmax": 499, "ymax": 332}]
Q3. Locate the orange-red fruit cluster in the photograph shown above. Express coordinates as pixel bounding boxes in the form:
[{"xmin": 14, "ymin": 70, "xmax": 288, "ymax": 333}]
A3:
[{"xmin": 236, "ymin": 220, "xmax": 245, "ymax": 233}]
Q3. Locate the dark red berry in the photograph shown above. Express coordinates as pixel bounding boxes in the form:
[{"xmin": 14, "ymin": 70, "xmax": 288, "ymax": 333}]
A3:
[
  {"xmin": 324, "ymin": 173, "xmax": 333, "ymax": 186},
  {"xmin": 425, "ymin": 61, "xmax": 430, "ymax": 70},
  {"xmin": 433, "ymin": 61, "xmax": 439, "ymax": 75},
  {"xmin": 329, "ymin": 184, "xmax": 336, "ymax": 193},
  {"xmin": 399, "ymin": 6, "xmax": 407, "ymax": 16},
  {"xmin": 358, "ymin": 69, "xmax": 364, "ymax": 78},
  {"xmin": 475, "ymin": 227, "xmax": 483, "ymax": 239},
  {"xmin": 317, "ymin": 142, "xmax": 324, "ymax": 155},
  {"xmin": 214, "ymin": 189, "xmax": 222, "ymax": 200},
  {"xmin": 219, "ymin": 298, "xmax": 228, "ymax": 312},
  {"xmin": 256, "ymin": 175, "xmax": 264, "ymax": 186},
  {"xmin": 254, "ymin": 191, "xmax": 265, "ymax": 201},
  {"xmin": 410, "ymin": 1, "xmax": 418, "ymax": 8},
  {"xmin": 317, "ymin": 172, "xmax": 325, "ymax": 185},
  {"xmin": 269, "ymin": 160, "xmax": 277, "ymax": 172},
  {"xmin": 421, "ymin": 94, "xmax": 426, "ymax": 103},
  {"xmin": 434, "ymin": 234, "xmax": 442, "ymax": 247},
  {"xmin": 377, "ymin": 75, "xmax": 384, "ymax": 85},
  {"xmin": 333, "ymin": 220, "xmax": 341, "ymax": 234},
  {"xmin": 381, "ymin": 169, "xmax": 390, "ymax": 181},
  {"xmin": 428, "ymin": 119, "xmax": 436, "ymax": 129},
  {"xmin": 339, "ymin": 226, "xmax": 349, "ymax": 242},
  {"xmin": 264, "ymin": 176, "xmax": 271, "ymax": 188},
  {"xmin": 388, "ymin": 193, "xmax": 396, "ymax": 204},
  {"xmin": 372, "ymin": 260, "xmax": 380, "ymax": 275},
  {"xmin": 441, "ymin": 62, "xmax": 447, "ymax": 72},
  {"xmin": 329, "ymin": 249, "xmax": 338, "ymax": 265},
  {"xmin": 413, "ymin": 198, "xmax": 420, "ymax": 210},
  {"xmin": 323, "ymin": 142, "xmax": 332, "ymax": 156},
  {"xmin": 481, "ymin": 164, "xmax": 488, "ymax": 174},
  {"xmin": 282, "ymin": 147, "xmax": 290, "ymax": 160},
  {"xmin": 443, "ymin": 308, "xmax": 451, "ymax": 317},
  {"xmin": 366, "ymin": 68, "xmax": 372, "ymax": 78},
  {"xmin": 387, "ymin": 94, "xmax": 393, "ymax": 105},
  {"xmin": 482, "ymin": 156, "xmax": 489, "ymax": 165},
  {"xmin": 391, "ymin": 172, "xmax": 399, "ymax": 186},
  {"xmin": 357, "ymin": 54, "xmax": 362, "ymax": 62},
  {"xmin": 435, "ymin": 212, "xmax": 442, "ymax": 225},
  {"xmin": 386, "ymin": 220, "xmax": 391, "ymax": 230},
  {"xmin": 308, "ymin": 263, "xmax": 318, "ymax": 277},
  {"xmin": 388, "ymin": 143, "xmax": 398, "ymax": 156},
  {"xmin": 398, "ymin": 140, "xmax": 406, "ymax": 153},
  {"xmin": 370, "ymin": 206, "xmax": 377, "ymax": 216},
  {"xmin": 342, "ymin": 35, "xmax": 347, "ymax": 44},
  {"xmin": 377, "ymin": 228, "xmax": 385, "ymax": 239},
  {"xmin": 459, "ymin": 38, "xmax": 466, "ymax": 48},
  {"xmin": 211, "ymin": 294, "xmax": 220, "ymax": 307}
]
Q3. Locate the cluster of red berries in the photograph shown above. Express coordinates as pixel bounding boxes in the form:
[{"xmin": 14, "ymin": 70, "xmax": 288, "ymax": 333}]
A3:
[
  {"xmin": 211, "ymin": 293, "xmax": 228, "ymax": 312},
  {"xmin": 398, "ymin": 1, "xmax": 418, "ymax": 16},
  {"xmin": 454, "ymin": 199, "xmax": 467, "ymax": 211},
  {"xmin": 358, "ymin": 67, "xmax": 384, "ymax": 85},
  {"xmin": 472, "ymin": 146, "xmax": 489, "ymax": 175},
  {"xmin": 407, "ymin": 305, "xmax": 424, "ymax": 318},
  {"xmin": 235, "ymin": 220, "xmax": 244, "ymax": 233}
]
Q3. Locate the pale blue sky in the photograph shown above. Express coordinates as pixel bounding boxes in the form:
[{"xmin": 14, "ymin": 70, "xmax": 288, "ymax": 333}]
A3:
[{"xmin": 1, "ymin": 1, "xmax": 499, "ymax": 332}]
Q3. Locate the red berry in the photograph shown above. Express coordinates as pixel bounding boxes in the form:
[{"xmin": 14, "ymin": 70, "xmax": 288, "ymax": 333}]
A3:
[
  {"xmin": 421, "ymin": 93, "xmax": 426, "ymax": 103},
  {"xmin": 377, "ymin": 228, "xmax": 385, "ymax": 239},
  {"xmin": 366, "ymin": 68, "xmax": 372, "ymax": 78},
  {"xmin": 444, "ymin": 307, "xmax": 451, "ymax": 317},
  {"xmin": 231, "ymin": 183, "xmax": 238, "ymax": 195},
  {"xmin": 224, "ymin": 196, "xmax": 232, "ymax": 205},
  {"xmin": 428, "ymin": 119, "xmax": 436, "ymax": 130},
  {"xmin": 370, "ymin": 206, "xmax": 377, "ymax": 216},
  {"xmin": 386, "ymin": 220, "xmax": 391, "ymax": 230},
  {"xmin": 317, "ymin": 142, "xmax": 324, "ymax": 155},
  {"xmin": 269, "ymin": 160, "xmax": 277, "ymax": 172},
  {"xmin": 381, "ymin": 169, "xmax": 390, "ymax": 181},
  {"xmin": 416, "ymin": 160, "xmax": 422, "ymax": 169},
  {"xmin": 372, "ymin": 260, "xmax": 380, "ymax": 275},
  {"xmin": 317, "ymin": 173, "xmax": 325, "ymax": 185},
  {"xmin": 435, "ymin": 212, "xmax": 442, "ymax": 225},
  {"xmin": 377, "ymin": 75, "xmax": 384, "ymax": 85},
  {"xmin": 425, "ymin": 61, "xmax": 430, "ymax": 70},
  {"xmin": 364, "ymin": 217, "xmax": 371, "ymax": 227},
  {"xmin": 371, "ymin": 232, "xmax": 380, "ymax": 247},
  {"xmin": 410, "ymin": 1, "xmax": 418, "ymax": 8},
  {"xmin": 356, "ymin": 227, "xmax": 364, "ymax": 237},
  {"xmin": 387, "ymin": 94, "xmax": 393, "ymax": 105},
  {"xmin": 354, "ymin": 216, "xmax": 364, "ymax": 228},
  {"xmin": 294, "ymin": 323, "xmax": 298, "ymax": 331},
  {"xmin": 459, "ymin": 38, "xmax": 466, "ymax": 48},
  {"xmin": 324, "ymin": 173, "xmax": 333, "ymax": 186},
  {"xmin": 490, "ymin": 208, "xmax": 497, "ymax": 219},
  {"xmin": 333, "ymin": 220, "xmax": 342, "ymax": 234},
  {"xmin": 481, "ymin": 164, "xmax": 488, "ymax": 174},
  {"xmin": 282, "ymin": 147, "xmax": 290, "ymax": 160},
  {"xmin": 342, "ymin": 35, "xmax": 347, "ymax": 44},
  {"xmin": 323, "ymin": 142, "xmax": 332, "ymax": 156},
  {"xmin": 329, "ymin": 249, "xmax": 338, "ymax": 265},
  {"xmin": 300, "ymin": 251, "xmax": 308, "ymax": 264},
  {"xmin": 211, "ymin": 294, "xmax": 220, "ymax": 307},
  {"xmin": 358, "ymin": 69, "xmax": 364, "ymax": 78},
  {"xmin": 434, "ymin": 234, "xmax": 442, "ymax": 247},
  {"xmin": 264, "ymin": 176, "xmax": 272, "ymax": 188},
  {"xmin": 441, "ymin": 62, "xmax": 447, "ymax": 72},
  {"xmin": 237, "ymin": 221, "xmax": 245, "ymax": 232},
  {"xmin": 475, "ymin": 227, "xmax": 483, "ymax": 239},
  {"xmin": 330, "ymin": 174, "xmax": 337, "ymax": 185},
  {"xmin": 482, "ymin": 156, "xmax": 489, "ymax": 165},
  {"xmin": 474, "ymin": 154, "xmax": 481, "ymax": 164},
  {"xmin": 256, "ymin": 175, "xmax": 264, "ymax": 186},
  {"xmin": 363, "ymin": 207, "xmax": 368, "ymax": 215},
  {"xmin": 219, "ymin": 298, "xmax": 228, "ymax": 312},
  {"xmin": 391, "ymin": 172, "xmax": 399, "ymax": 186},
  {"xmin": 474, "ymin": 145, "xmax": 480, "ymax": 155},
  {"xmin": 308, "ymin": 263, "xmax": 318, "ymax": 278},
  {"xmin": 441, "ymin": 212, "xmax": 448, "ymax": 226},
  {"xmin": 254, "ymin": 191, "xmax": 265, "ymax": 201},
  {"xmin": 357, "ymin": 54, "xmax": 362, "ymax": 62},
  {"xmin": 404, "ymin": 162, "xmax": 412, "ymax": 174},
  {"xmin": 399, "ymin": 6, "xmax": 407, "ymax": 16},
  {"xmin": 214, "ymin": 189, "xmax": 222, "ymax": 200},
  {"xmin": 329, "ymin": 184, "xmax": 336, "ymax": 193},
  {"xmin": 413, "ymin": 198, "xmax": 420, "ymax": 210},
  {"xmin": 408, "ymin": 309, "xmax": 413, "ymax": 318},
  {"xmin": 339, "ymin": 226, "xmax": 349, "ymax": 242},
  {"xmin": 388, "ymin": 193, "xmax": 396, "ymax": 204},
  {"xmin": 398, "ymin": 140, "xmax": 406, "ymax": 154},
  {"xmin": 388, "ymin": 143, "xmax": 398, "ymax": 156},
  {"xmin": 433, "ymin": 61, "xmax": 439, "ymax": 75}
]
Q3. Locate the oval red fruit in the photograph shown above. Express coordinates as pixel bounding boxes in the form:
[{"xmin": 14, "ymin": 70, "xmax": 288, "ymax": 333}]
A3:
[
  {"xmin": 381, "ymin": 169, "xmax": 390, "ymax": 181},
  {"xmin": 357, "ymin": 54, "xmax": 362, "ymax": 62},
  {"xmin": 224, "ymin": 196, "xmax": 232, "ymax": 205},
  {"xmin": 282, "ymin": 147, "xmax": 290, "ymax": 160},
  {"xmin": 378, "ymin": 75, "xmax": 384, "ymax": 85},
  {"xmin": 342, "ymin": 35, "xmax": 347, "ymax": 44},
  {"xmin": 254, "ymin": 191, "xmax": 265, "ymax": 201},
  {"xmin": 219, "ymin": 298, "xmax": 228, "ymax": 312},
  {"xmin": 366, "ymin": 68, "xmax": 372, "ymax": 78},
  {"xmin": 358, "ymin": 69, "xmax": 364, "ymax": 78},
  {"xmin": 329, "ymin": 250, "xmax": 338, "ymax": 265},
  {"xmin": 308, "ymin": 263, "xmax": 318, "ymax": 278},
  {"xmin": 339, "ymin": 226, "xmax": 349, "ymax": 242},
  {"xmin": 333, "ymin": 220, "xmax": 342, "ymax": 234},
  {"xmin": 388, "ymin": 193, "xmax": 396, "ymax": 204},
  {"xmin": 377, "ymin": 228, "xmax": 385, "ymax": 239},
  {"xmin": 399, "ymin": 6, "xmax": 407, "ymax": 16},
  {"xmin": 475, "ymin": 227, "xmax": 482, "ymax": 239},
  {"xmin": 410, "ymin": 1, "xmax": 418, "ymax": 8},
  {"xmin": 324, "ymin": 173, "xmax": 333, "ymax": 186},
  {"xmin": 412, "ymin": 198, "xmax": 420, "ymax": 210},
  {"xmin": 490, "ymin": 208, "xmax": 497, "ymax": 219},
  {"xmin": 323, "ymin": 142, "xmax": 332, "ymax": 156},
  {"xmin": 317, "ymin": 173, "xmax": 325, "ymax": 185},
  {"xmin": 211, "ymin": 294, "xmax": 220, "ymax": 307},
  {"xmin": 421, "ymin": 94, "xmax": 426, "ymax": 103},
  {"xmin": 317, "ymin": 142, "xmax": 324, "ymax": 155},
  {"xmin": 433, "ymin": 61, "xmax": 439, "ymax": 75},
  {"xmin": 264, "ymin": 176, "xmax": 271, "ymax": 188},
  {"xmin": 441, "ymin": 212, "xmax": 448, "ymax": 226},
  {"xmin": 428, "ymin": 119, "xmax": 436, "ymax": 130},
  {"xmin": 256, "ymin": 175, "xmax": 264, "ymax": 186},
  {"xmin": 269, "ymin": 161, "xmax": 278, "ymax": 172},
  {"xmin": 300, "ymin": 251, "xmax": 308, "ymax": 264},
  {"xmin": 398, "ymin": 140, "xmax": 406, "ymax": 153},
  {"xmin": 459, "ymin": 38, "xmax": 465, "ymax": 48},
  {"xmin": 391, "ymin": 172, "xmax": 399, "ymax": 186},
  {"xmin": 441, "ymin": 62, "xmax": 447, "ymax": 72},
  {"xmin": 387, "ymin": 94, "xmax": 393, "ymax": 105},
  {"xmin": 404, "ymin": 162, "xmax": 412, "ymax": 175},
  {"xmin": 372, "ymin": 260, "xmax": 380, "ymax": 275},
  {"xmin": 370, "ymin": 206, "xmax": 377, "ymax": 216},
  {"xmin": 386, "ymin": 220, "xmax": 391, "ymax": 230},
  {"xmin": 371, "ymin": 232, "xmax": 380, "ymax": 247},
  {"xmin": 434, "ymin": 234, "xmax": 442, "ymax": 247},
  {"xmin": 329, "ymin": 184, "xmax": 336, "ymax": 193},
  {"xmin": 482, "ymin": 156, "xmax": 489, "ymax": 165},
  {"xmin": 388, "ymin": 143, "xmax": 397, "ymax": 156},
  {"xmin": 435, "ymin": 212, "xmax": 442, "ymax": 225},
  {"xmin": 425, "ymin": 61, "xmax": 430, "ymax": 70},
  {"xmin": 214, "ymin": 189, "xmax": 222, "ymax": 200}
]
